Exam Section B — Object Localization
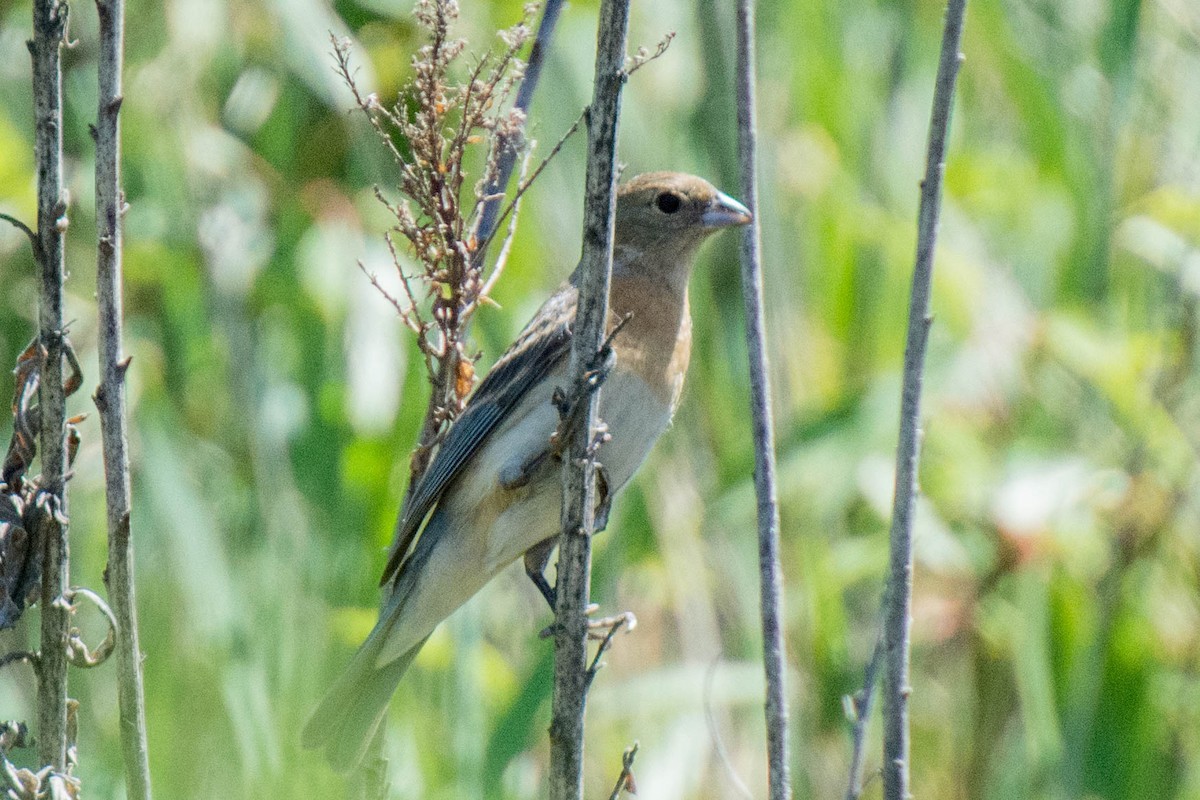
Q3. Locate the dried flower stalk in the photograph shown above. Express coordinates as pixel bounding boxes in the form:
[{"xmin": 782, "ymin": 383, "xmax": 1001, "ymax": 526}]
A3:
[{"xmin": 333, "ymin": 0, "xmax": 538, "ymax": 482}]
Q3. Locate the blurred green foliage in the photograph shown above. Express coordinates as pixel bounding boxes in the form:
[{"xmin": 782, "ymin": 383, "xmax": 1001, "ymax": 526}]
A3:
[{"xmin": 1, "ymin": 0, "xmax": 1198, "ymax": 797}]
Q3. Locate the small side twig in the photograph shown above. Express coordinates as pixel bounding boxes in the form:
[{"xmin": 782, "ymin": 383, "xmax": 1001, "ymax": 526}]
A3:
[
  {"xmin": 584, "ymin": 611, "xmax": 634, "ymax": 688},
  {"xmin": 475, "ymin": 148, "xmax": 534, "ymax": 305},
  {"xmin": 733, "ymin": 1, "xmax": 791, "ymax": 798},
  {"xmin": 623, "ymin": 31, "xmax": 674, "ymax": 77},
  {"xmin": 475, "ymin": 107, "xmax": 587, "ymax": 262},
  {"xmin": 0, "ymin": 214, "xmax": 40, "ymax": 256},
  {"xmin": 472, "ymin": 26, "xmax": 671, "ymax": 258},
  {"xmin": 843, "ymin": 632, "xmax": 884, "ymax": 800},
  {"xmin": 0, "ymin": 651, "xmax": 39, "ymax": 675},
  {"xmin": 879, "ymin": 0, "xmax": 968, "ymax": 798},
  {"xmin": 606, "ymin": 742, "xmax": 640, "ymax": 800}
]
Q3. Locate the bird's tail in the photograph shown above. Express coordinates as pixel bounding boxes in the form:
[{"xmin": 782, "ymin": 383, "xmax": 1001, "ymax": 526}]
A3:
[
  {"xmin": 304, "ymin": 511, "xmax": 443, "ymax": 770},
  {"xmin": 301, "ymin": 631, "xmax": 430, "ymax": 772}
]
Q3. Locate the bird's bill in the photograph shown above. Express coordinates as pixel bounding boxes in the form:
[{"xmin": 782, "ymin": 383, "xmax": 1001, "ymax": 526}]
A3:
[{"xmin": 701, "ymin": 191, "xmax": 753, "ymax": 229}]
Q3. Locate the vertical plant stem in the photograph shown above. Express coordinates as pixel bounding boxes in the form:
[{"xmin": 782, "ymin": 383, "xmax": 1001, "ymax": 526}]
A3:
[
  {"xmin": 547, "ymin": 1, "xmax": 630, "ymax": 798},
  {"xmin": 881, "ymin": 0, "xmax": 967, "ymax": 797},
  {"xmin": 733, "ymin": 2, "xmax": 791, "ymax": 799},
  {"xmin": 94, "ymin": 0, "xmax": 152, "ymax": 797},
  {"xmin": 30, "ymin": 0, "xmax": 71, "ymax": 773}
]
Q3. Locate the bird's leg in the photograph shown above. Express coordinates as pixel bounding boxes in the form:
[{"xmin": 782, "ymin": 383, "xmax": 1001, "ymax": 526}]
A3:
[
  {"xmin": 530, "ymin": 527, "xmax": 634, "ymax": 643},
  {"xmin": 523, "ymin": 537, "xmax": 558, "ymax": 610},
  {"xmin": 593, "ymin": 462, "xmax": 612, "ymax": 532},
  {"xmin": 539, "ymin": 605, "xmax": 636, "ymax": 641},
  {"xmin": 527, "ymin": 461, "xmax": 611, "ymax": 616},
  {"xmin": 498, "ymin": 449, "xmax": 549, "ymax": 491}
]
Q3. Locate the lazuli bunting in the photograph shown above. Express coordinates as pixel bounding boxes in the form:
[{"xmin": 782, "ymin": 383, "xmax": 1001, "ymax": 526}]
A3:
[{"xmin": 303, "ymin": 172, "xmax": 752, "ymax": 770}]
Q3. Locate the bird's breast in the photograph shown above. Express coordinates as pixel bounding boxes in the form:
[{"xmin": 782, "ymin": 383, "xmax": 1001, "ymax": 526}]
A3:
[
  {"xmin": 595, "ymin": 368, "xmax": 676, "ymax": 490},
  {"xmin": 608, "ymin": 278, "xmax": 693, "ymax": 410}
]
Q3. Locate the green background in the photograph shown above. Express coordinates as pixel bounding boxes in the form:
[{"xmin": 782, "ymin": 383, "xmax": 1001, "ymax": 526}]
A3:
[{"xmin": 1, "ymin": 0, "xmax": 1198, "ymax": 797}]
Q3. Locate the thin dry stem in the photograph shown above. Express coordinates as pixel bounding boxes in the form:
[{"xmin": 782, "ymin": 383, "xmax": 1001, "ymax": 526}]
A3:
[
  {"xmin": 548, "ymin": 1, "xmax": 631, "ymax": 797},
  {"xmin": 478, "ymin": 108, "xmax": 586, "ymax": 258},
  {"xmin": 606, "ymin": 742, "xmax": 640, "ymax": 800},
  {"xmin": 624, "ymin": 30, "xmax": 675, "ymax": 76},
  {"xmin": 734, "ymin": 0, "xmax": 791, "ymax": 797},
  {"xmin": 30, "ymin": 0, "xmax": 72, "ymax": 773},
  {"xmin": 94, "ymin": 0, "xmax": 153, "ymax": 794},
  {"xmin": 475, "ymin": 147, "xmax": 534, "ymax": 305},
  {"xmin": 880, "ymin": 0, "xmax": 968, "ymax": 797}
]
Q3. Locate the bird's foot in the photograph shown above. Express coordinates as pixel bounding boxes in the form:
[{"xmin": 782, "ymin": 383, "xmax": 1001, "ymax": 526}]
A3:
[
  {"xmin": 587, "ymin": 608, "xmax": 637, "ymax": 640},
  {"xmin": 539, "ymin": 605, "xmax": 637, "ymax": 640}
]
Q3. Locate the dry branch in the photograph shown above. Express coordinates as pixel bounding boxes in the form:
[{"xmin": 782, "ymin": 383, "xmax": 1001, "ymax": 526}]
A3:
[
  {"xmin": 29, "ymin": 0, "xmax": 71, "ymax": 773},
  {"xmin": 332, "ymin": 1, "xmax": 538, "ymax": 486},
  {"xmin": 880, "ymin": 0, "xmax": 968, "ymax": 797},
  {"xmin": 606, "ymin": 742, "xmax": 639, "ymax": 800},
  {"xmin": 733, "ymin": 1, "xmax": 791, "ymax": 798},
  {"xmin": 844, "ymin": 634, "xmax": 883, "ymax": 800},
  {"xmin": 93, "ymin": 0, "xmax": 153, "ymax": 795},
  {"xmin": 547, "ymin": 0, "xmax": 631, "ymax": 797}
]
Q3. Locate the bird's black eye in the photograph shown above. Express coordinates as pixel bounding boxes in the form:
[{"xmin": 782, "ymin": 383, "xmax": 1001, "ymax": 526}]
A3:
[{"xmin": 655, "ymin": 192, "xmax": 683, "ymax": 214}]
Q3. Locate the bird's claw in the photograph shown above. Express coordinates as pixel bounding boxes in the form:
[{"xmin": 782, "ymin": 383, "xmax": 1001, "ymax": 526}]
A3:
[
  {"xmin": 539, "ymin": 605, "xmax": 636, "ymax": 640},
  {"xmin": 587, "ymin": 609, "xmax": 636, "ymax": 639}
]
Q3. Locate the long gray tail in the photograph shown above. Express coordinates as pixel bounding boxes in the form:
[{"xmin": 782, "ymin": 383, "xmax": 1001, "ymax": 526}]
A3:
[
  {"xmin": 304, "ymin": 512, "xmax": 444, "ymax": 770},
  {"xmin": 301, "ymin": 632, "xmax": 430, "ymax": 772}
]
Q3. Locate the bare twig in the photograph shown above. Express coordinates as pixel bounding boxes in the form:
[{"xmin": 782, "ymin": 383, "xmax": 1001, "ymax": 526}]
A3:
[
  {"xmin": 0, "ymin": 651, "xmax": 39, "ymax": 674},
  {"xmin": 29, "ymin": 0, "xmax": 71, "ymax": 773},
  {"xmin": 880, "ymin": 0, "xmax": 967, "ymax": 797},
  {"xmin": 475, "ymin": 148, "xmax": 533, "ymax": 305},
  {"xmin": 623, "ymin": 31, "xmax": 675, "ymax": 77},
  {"xmin": 475, "ymin": 108, "xmax": 586, "ymax": 260},
  {"xmin": 606, "ymin": 742, "xmax": 640, "ymax": 800},
  {"xmin": 548, "ymin": 1, "xmax": 630, "ymax": 797},
  {"xmin": 844, "ymin": 633, "xmax": 884, "ymax": 800},
  {"xmin": 0, "ymin": 214, "xmax": 39, "ymax": 254},
  {"xmin": 584, "ymin": 611, "xmax": 633, "ymax": 688},
  {"xmin": 92, "ymin": 0, "xmax": 152, "ymax": 794},
  {"xmin": 733, "ymin": 2, "xmax": 791, "ymax": 799}
]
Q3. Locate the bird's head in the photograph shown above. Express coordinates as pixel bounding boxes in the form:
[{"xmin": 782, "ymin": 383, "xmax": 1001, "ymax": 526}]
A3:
[{"xmin": 613, "ymin": 172, "xmax": 751, "ymax": 286}]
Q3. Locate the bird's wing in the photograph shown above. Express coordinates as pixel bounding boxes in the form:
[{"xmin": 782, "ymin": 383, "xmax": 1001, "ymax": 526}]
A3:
[{"xmin": 380, "ymin": 283, "xmax": 578, "ymax": 586}]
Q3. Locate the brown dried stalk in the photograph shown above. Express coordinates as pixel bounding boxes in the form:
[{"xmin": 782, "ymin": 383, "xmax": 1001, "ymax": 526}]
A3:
[{"xmin": 332, "ymin": 0, "xmax": 537, "ymax": 483}]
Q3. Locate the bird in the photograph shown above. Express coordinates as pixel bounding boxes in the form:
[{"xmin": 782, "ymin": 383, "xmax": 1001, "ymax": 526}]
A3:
[{"xmin": 302, "ymin": 171, "xmax": 752, "ymax": 770}]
